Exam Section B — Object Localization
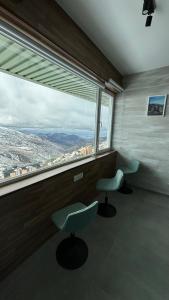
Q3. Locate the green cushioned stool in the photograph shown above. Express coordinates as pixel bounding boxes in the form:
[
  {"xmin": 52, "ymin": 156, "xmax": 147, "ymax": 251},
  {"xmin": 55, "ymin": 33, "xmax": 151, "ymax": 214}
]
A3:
[
  {"xmin": 51, "ymin": 201, "xmax": 98, "ymax": 270},
  {"xmin": 96, "ymin": 169, "xmax": 124, "ymax": 218},
  {"xmin": 118, "ymin": 159, "xmax": 140, "ymax": 194}
]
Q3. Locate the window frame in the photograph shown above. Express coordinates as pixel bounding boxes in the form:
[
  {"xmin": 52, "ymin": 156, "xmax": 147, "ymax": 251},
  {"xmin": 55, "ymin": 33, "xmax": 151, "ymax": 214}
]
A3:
[
  {"xmin": 95, "ymin": 89, "xmax": 114, "ymax": 155},
  {"xmin": 0, "ymin": 23, "xmax": 114, "ymax": 187}
]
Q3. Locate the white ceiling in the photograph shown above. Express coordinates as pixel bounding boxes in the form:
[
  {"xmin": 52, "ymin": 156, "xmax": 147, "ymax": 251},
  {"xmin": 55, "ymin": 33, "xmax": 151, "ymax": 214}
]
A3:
[{"xmin": 56, "ymin": 0, "xmax": 169, "ymax": 75}]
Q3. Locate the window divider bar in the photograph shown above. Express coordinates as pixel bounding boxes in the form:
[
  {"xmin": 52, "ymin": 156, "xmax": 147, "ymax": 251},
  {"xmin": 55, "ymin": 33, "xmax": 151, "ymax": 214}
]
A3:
[
  {"xmin": 109, "ymin": 96, "xmax": 114, "ymax": 150},
  {"xmin": 95, "ymin": 87, "xmax": 102, "ymax": 154}
]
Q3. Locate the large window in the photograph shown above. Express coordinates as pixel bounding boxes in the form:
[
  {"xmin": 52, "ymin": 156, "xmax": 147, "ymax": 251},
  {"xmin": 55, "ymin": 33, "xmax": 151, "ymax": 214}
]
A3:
[{"xmin": 0, "ymin": 30, "xmax": 114, "ymax": 185}]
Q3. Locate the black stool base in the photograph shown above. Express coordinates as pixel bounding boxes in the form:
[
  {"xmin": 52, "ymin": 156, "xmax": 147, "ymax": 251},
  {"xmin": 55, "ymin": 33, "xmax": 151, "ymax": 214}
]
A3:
[
  {"xmin": 118, "ymin": 186, "xmax": 133, "ymax": 194},
  {"xmin": 56, "ymin": 236, "xmax": 88, "ymax": 270},
  {"xmin": 118, "ymin": 180, "xmax": 133, "ymax": 194},
  {"xmin": 98, "ymin": 203, "xmax": 116, "ymax": 218}
]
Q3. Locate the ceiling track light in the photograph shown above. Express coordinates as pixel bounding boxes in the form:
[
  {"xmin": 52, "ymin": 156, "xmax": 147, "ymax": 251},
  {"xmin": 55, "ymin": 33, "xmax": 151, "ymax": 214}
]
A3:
[{"xmin": 142, "ymin": 0, "xmax": 156, "ymax": 27}]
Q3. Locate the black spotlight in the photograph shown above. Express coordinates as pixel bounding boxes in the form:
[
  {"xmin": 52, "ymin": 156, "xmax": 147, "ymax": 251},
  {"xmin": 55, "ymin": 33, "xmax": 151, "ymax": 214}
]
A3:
[
  {"xmin": 142, "ymin": 0, "xmax": 149, "ymax": 15},
  {"xmin": 146, "ymin": 15, "xmax": 153, "ymax": 27},
  {"xmin": 142, "ymin": 0, "xmax": 156, "ymax": 27}
]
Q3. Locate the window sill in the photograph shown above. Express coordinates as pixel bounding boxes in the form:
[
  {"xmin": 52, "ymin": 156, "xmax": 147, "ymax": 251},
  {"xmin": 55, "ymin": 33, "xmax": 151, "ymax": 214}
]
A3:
[{"xmin": 0, "ymin": 151, "xmax": 115, "ymax": 197}]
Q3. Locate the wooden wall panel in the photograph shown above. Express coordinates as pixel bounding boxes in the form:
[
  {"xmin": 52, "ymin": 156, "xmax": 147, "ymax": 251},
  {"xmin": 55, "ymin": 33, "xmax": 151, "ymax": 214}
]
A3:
[
  {"xmin": 0, "ymin": 152, "xmax": 117, "ymax": 281},
  {"xmin": 0, "ymin": 0, "xmax": 122, "ymax": 85},
  {"xmin": 113, "ymin": 65, "xmax": 169, "ymax": 195}
]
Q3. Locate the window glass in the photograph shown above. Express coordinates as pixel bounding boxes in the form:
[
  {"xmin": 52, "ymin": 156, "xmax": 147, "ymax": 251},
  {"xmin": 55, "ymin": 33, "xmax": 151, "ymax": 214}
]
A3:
[
  {"xmin": 98, "ymin": 92, "xmax": 113, "ymax": 151},
  {"xmin": 0, "ymin": 71, "xmax": 96, "ymax": 183}
]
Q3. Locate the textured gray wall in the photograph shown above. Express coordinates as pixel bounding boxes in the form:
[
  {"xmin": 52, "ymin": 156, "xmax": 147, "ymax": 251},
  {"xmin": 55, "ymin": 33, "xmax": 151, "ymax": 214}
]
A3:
[{"xmin": 113, "ymin": 66, "xmax": 169, "ymax": 195}]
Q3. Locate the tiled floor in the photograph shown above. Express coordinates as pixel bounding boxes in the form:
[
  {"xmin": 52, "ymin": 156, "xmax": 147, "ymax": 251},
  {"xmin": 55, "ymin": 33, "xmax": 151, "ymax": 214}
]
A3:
[{"xmin": 1, "ymin": 187, "xmax": 169, "ymax": 300}]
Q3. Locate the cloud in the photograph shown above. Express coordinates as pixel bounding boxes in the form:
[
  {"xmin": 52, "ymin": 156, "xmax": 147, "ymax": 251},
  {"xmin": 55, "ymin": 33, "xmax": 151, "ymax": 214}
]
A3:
[{"xmin": 0, "ymin": 71, "xmax": 97, "ymax": 130}]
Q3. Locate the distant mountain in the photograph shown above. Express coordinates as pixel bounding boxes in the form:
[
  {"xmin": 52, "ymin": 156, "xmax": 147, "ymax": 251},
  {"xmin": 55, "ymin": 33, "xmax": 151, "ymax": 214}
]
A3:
[
  {"xmin": 0, "ymin": 127, "xmax": 65, "ymax": 169},
  {"xmin": 33, "ymin": 132, "xmax": 86, "ymax": 148},
  {"xmin": 18, "ymin": 128, "xmax": 92, "ymax": 148},
  {"xmin": 0, "ymin": 126, "xmax": 95, "ymax": 172},
  {"xmin": 16, "ymin": 127, "xmax": 95, "ymax": 139}
]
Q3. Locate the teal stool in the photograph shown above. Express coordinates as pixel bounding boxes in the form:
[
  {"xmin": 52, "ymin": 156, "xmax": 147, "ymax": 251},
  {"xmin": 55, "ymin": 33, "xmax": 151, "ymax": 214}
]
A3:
[
  {"xmin": 96, "ymin": 169, "xmax": 124, "ymax": 218},
  {"xmin": 51, "ymin": 201, "xmax": 98, "ymax": 270},
  {"xmin": 119, "ymin": 159, "xmax": 140, "ymax": 194}
]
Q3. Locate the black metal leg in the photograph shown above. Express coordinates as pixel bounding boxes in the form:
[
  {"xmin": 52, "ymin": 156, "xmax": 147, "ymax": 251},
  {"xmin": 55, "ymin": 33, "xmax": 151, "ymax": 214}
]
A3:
[
  {"xmin": 97, "ymin": 194, "xmax": 117, "ymax": 218},
  {"xmin": 56, "ymin": 234, "xmax": 88, "ymax": 270},
  {"xmin": 118, "ymin": 179, "xmax": 133, "ymax": 194}
]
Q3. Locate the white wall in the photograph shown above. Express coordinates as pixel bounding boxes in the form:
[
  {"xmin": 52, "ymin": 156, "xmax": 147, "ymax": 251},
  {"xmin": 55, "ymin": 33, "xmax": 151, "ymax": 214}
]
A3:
[{"xmin": 113, "ymin": 66, "xmax": 169, "ymax": 195}]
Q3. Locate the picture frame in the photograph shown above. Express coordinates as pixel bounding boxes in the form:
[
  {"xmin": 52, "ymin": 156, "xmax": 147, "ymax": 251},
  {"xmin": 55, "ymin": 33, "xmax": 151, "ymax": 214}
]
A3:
[{"xmin": 147, "ymin": 95, "xmax": 167, "ymax": 116}]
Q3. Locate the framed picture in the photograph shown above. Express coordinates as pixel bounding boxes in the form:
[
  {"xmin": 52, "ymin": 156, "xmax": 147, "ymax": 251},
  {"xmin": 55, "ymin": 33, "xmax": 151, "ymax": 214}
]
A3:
[{"xmin": 147, "ymin": 95, "xmax": 167, "ymax": 116}]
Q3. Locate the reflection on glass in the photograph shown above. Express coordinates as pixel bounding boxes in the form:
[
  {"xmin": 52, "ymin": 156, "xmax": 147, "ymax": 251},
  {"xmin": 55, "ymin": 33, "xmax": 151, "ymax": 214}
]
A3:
[{"xmin": 98, "ymin": 92, "xmax": 113, "ymax": 151}]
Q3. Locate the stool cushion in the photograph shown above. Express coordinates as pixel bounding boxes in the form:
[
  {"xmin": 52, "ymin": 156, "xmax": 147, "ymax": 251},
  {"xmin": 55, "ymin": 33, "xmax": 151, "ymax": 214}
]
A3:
[
  {"xmin": 52, "ymin": 202, "xmax": 86, "ymax": 230},
  {"xmin": 96, "ymin": 178, "xmax": 119, "ymax": 192},
  {"xmin": 121, "ymin": 167, "xmax": 134, "ymax": 174},
  {"xmin": 96, "ymin": 169, "xmax": 123, "ymax": 192},
  {"xmin": 121, "ymin": 160, "xmax": 140, "ymax": 175}
]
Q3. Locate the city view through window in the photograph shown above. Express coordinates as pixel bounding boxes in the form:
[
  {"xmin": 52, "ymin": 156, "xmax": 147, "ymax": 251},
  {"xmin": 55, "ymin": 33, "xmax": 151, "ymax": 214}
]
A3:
[{"xmin": 0, "ymin": 72, "xmax": 111, "ymax": 183}]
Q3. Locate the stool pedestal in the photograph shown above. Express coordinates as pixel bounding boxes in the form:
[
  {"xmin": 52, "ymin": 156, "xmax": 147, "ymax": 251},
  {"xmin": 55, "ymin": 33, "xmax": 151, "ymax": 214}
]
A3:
[
  {"xmin": 56, "ymin": 234, "xmax": 88, "ymax": 269},
  {"xmin": 97, "ymin": 195, "xmax": 116, "ymax": 218}
]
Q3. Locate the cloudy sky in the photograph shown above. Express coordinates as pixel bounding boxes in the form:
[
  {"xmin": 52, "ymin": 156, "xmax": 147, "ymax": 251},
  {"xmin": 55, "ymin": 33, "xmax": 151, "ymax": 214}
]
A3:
[{"xmin": 0, "ymin": 71, "xmax": 109, "ymax": 131}]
